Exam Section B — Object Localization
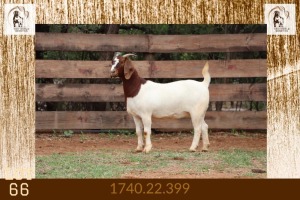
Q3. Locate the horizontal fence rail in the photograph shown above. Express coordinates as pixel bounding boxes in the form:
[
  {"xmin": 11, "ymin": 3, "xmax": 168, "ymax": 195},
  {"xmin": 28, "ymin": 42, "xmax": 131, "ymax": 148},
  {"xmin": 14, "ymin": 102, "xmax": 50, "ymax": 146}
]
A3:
[
  {"xmin": 36, "ymin": 83, "xmax": 266, "ymax": 102},
  {"xmin": 36, "ymin": 111, "xmax": 267, "ymax": 130},
  {"xmin": 36, "ymin": 59, "xmax": 267, "ymax": 78},
  {"xmin": 35, "ymin": 33, "xmax": 267, "ymax": 53}
]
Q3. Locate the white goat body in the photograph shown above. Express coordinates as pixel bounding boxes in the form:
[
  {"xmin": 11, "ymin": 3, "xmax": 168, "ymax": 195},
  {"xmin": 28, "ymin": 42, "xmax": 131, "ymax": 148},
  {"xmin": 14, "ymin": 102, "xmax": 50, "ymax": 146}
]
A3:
[{"xmin": 127, "ymin": 80, "xmax": 209, "ymax": 119}]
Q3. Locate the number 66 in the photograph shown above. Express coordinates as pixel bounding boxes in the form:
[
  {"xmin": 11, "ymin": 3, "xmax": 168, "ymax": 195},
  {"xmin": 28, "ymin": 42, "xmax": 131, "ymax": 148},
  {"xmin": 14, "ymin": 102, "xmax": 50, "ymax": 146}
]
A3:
[{"xmin": 10, "ymin": 183, "xmax": 29, "ymax": 196}]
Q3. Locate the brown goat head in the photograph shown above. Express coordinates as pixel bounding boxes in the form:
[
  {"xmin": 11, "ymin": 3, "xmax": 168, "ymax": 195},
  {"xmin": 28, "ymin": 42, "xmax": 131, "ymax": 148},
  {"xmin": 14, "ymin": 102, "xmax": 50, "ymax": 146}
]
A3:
[{"xmin": 110, "ymin": 54, "xmax": 136, "ymax": 80}]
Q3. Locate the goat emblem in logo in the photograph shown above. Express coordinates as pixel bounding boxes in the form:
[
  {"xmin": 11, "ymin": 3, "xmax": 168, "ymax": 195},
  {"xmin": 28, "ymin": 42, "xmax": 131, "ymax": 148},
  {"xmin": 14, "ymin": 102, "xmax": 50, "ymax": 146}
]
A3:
[
  {"xmin": 273, "ymin": 11, "xmax": 284, "ymax": 27},
  {"xmin": 13, "ymin": 10, "xmax": 24, "ymax": 27}
]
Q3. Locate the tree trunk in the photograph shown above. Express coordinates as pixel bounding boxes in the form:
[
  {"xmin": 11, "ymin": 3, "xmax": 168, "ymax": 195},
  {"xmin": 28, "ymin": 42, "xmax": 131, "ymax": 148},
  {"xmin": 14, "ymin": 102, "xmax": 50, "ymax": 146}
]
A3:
[{"xmin": 99, "ymin": 25, "xmax": 120, "ymax": 60}]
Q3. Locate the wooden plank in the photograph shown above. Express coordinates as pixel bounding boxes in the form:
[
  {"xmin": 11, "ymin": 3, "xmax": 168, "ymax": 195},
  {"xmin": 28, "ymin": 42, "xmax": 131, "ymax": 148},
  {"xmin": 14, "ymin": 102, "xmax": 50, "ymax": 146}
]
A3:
[
  {"xmin": 36, "ymin": 84, "xmax": 124, "ymax": 102},
  {"xmin": 35, "ymin": 59, "xmax": 267, "ymax": 78},
  {"xmin": 36, "ymin": 83, "xmax": 266, "ymax": 102},
  {"xmin": 35, "ymin": 33, "xmax": 266, "ymax": 52},
  {"xmin": 36, "ymin": 60, "xmax": 111, "ymax": 78},
  {"xmin": 35, "ymin": 33, "xmax": 149, "ymax": 52},
  {"xmin": 35, "ymin": 111, "xmax": 267, "ymax": 130},
  {"xmin": 209, "ymin": 84, "xmax": 266, "ymax": 102},
  {"xmin": 149, "ymin": 33, "xmax": 266, "ymax": 53}
]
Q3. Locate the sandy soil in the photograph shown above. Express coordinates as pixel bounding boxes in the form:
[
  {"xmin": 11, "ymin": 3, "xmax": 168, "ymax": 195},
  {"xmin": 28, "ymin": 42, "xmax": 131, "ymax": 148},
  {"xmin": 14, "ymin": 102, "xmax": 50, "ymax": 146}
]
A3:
[{"xmin": 36, "ymin": 132, "xmax": 266, "ymax": 155}]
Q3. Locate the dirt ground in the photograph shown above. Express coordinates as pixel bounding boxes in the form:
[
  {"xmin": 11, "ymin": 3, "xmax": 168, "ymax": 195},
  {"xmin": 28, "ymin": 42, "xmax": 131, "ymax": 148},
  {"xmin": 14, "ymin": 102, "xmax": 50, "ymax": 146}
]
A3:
[
  {"xmin": 36, "ymin": 132, "xmax": 266, "ymax": 178},
  {"xmin": 36, "ymin": 132, "xmax": 266, "ymax": 155}
]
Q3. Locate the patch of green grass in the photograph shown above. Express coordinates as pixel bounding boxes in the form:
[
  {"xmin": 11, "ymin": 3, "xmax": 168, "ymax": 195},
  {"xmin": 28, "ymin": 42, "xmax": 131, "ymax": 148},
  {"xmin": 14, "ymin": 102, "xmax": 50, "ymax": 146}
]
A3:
[
  {"xmin": 36, "ymin": 149, "xmax": 266, "ymax": 178},
  {"xmin": 63, "ymin": 130, "xmax": 74, "ymax": 138},
  {"xmin": 217, "ymin": 149, "xmax": 266, "ymax": 168},
  {"xmin": 102, "ymin": 130, "xmax": 135, "ymax": 140},
  {"xmin": 230, "ymin": 129, "xmax": 247, "ymax": 137},
  {"xmin": 78, "ymin": 131, "xmax": 88, "ymax": 142},
  {"xmin": 215, "ymin": 149, "xmax": 266, "ymax": 178}
]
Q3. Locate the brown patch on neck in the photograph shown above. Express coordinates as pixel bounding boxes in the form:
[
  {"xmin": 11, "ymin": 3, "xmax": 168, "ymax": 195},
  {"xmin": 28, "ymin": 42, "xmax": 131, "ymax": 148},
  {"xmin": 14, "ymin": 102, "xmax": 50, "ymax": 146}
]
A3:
[{"xmin": 122, "ymin": 69, "xmax": 147, "ymax": 100}]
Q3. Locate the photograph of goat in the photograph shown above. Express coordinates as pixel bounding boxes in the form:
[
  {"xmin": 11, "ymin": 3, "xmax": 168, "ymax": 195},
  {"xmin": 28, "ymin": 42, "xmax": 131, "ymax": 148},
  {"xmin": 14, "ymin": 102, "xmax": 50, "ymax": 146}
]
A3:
[
  {"xmin": 110, "ymin": 53, "xmax": 210, "ymax": 153},
  {"xmin": 35, "ymin": 24, "xmax": 267, "ymax": 178}
]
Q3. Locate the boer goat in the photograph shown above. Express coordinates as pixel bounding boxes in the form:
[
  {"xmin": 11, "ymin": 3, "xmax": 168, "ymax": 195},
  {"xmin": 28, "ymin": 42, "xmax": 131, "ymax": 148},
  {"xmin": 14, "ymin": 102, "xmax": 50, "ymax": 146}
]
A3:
[{"xmin": 110, "ymin": 53, "xmax": 210, "ymax": 153}]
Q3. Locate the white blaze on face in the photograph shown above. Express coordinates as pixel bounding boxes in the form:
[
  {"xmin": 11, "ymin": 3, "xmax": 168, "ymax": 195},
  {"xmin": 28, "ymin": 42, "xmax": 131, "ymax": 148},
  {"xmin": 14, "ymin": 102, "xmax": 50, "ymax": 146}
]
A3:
[{"xmin": 111, "ymin": 57, "xmax": 119, "ymax": 72}]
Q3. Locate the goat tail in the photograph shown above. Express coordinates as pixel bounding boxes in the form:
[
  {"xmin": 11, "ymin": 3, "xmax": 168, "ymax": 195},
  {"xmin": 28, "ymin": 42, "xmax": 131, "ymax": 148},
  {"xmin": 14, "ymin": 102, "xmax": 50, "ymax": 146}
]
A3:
[{"xmin": 202, "ymin": 61, "xmax": 210, "ymax": 87}]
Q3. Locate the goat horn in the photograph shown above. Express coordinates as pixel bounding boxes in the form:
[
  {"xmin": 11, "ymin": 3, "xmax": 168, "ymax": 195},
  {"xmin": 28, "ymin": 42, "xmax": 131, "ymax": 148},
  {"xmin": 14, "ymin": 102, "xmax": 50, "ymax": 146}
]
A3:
[
  {"xmin": 122, "ymin": 53, "xmax": 137, "ymax": 58},
  {"xmin": 113, "ymin": 52, "xmax": 122, "ymax": 58}
]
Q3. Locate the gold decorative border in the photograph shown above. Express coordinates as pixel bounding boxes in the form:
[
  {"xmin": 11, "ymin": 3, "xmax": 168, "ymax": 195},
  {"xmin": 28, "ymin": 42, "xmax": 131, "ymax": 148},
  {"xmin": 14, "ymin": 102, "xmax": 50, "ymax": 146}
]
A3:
[{"xmin": 0, "ymin": 0, "xmax": 299, "ymax": 179}]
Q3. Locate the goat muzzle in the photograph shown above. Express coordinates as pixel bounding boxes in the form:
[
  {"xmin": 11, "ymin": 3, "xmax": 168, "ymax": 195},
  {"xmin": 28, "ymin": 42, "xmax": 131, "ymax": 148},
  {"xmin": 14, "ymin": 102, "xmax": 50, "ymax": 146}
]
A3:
[{"xmin": 110, "ymin": 70, "xmax": 118, "ymax": 78}]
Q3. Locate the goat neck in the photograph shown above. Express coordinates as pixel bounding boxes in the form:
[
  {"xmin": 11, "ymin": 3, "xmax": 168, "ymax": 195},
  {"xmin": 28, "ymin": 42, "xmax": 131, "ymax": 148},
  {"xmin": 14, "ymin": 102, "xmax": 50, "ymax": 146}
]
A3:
[{"xmin": 121, "ymin": 69, "xmax": 147, "ymax": 100}]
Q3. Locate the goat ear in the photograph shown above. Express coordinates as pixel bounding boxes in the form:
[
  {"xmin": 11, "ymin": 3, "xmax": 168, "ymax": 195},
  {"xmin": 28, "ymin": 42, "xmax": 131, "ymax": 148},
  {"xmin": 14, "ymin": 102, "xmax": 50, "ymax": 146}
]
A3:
[{"xmin": 124, "ymin": 58, "xmax": 134, "ymax": 80}]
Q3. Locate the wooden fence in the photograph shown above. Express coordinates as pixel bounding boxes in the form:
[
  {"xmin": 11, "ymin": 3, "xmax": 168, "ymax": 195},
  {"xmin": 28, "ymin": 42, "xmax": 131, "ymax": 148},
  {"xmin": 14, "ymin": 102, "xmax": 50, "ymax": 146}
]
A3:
[{"xmin": 35, "ymin": 33, "xmax": 267, "ymax": 130}]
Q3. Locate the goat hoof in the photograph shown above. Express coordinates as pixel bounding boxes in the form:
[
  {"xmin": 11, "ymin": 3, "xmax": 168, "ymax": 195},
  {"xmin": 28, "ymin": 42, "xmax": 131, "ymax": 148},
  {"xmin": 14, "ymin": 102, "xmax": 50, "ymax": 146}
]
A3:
[
  {"xmin": 135, "ymin": 147, "xmax": 144, "ymax": 152},
  {"xmin": 202, "ymin": 144, "xmax": 210, "ymax": 152},
  {"xmin": 143, "ymin": 145, "xmax": 152, "ymax": 153},
  {"xmin": 189, "ymin": 148, "xmax": 197, "ymax": 152}
]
